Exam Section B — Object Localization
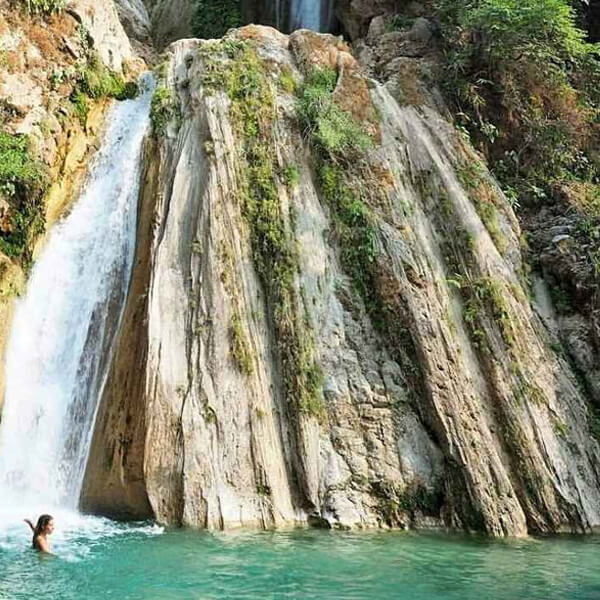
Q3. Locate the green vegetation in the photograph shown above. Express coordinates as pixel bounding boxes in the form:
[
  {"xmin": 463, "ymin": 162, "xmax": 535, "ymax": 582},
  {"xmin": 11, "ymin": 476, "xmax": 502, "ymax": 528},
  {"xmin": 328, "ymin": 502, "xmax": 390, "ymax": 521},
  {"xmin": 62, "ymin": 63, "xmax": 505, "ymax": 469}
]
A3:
[
  {"xmin": 278, "ymin": 66, "xmax": 297, "ymax": 94},
  {"xmin": 282, "ymin": 164, "xmax": 300, "ymax": 189},
  {"xmin": 202, "ymin": 41, "xmax": 324, "ymax": 418},
  {"xmin": 456, "ymin": 161, "xmax": 508, "ymax": 254},
  {"xmin": 448, "ymin": 270, "xmax": 519, "ymax": 353},
  {"xmin": 296, "ymin": 66, "xmax": 424, "ymax": 390},
  {"xmin": 66, "ymin": 47, "xmax": 138, "ymax": 126},
  {"xmin": 514, "ymin": 378, "xmax": 546, "ymax": 406},
  {"xmin": 79, "ymin": 55, "xmax": 138, "ymax": 101},
  {"xmin": 317, "ymin": 163, "xmax": 377, "ymax": 300},
  {"xmin": 20, "ymin": 0, "xmax": 65, "ymax": 15},
  {"xmin": 71, "ymin": 91, "xmax": 89, "ymax": 125},
  {"xmin": 387, "ymin": 14, "xmax": 415, "ymax": 31},
  {"xmin": 0, "ymin": 131, "xmax": 48, "ymax": 262},
  {"xmin": 229, "ymin": 313, "xmax": 254, "ymax": 376},
  {"xmin": 297, "ymin": 68, "xmax": 372, "ymax": 159},
  {"xmin": 371, "ymin": 479, "xmax": 441, "ymax": 525},
  {"xmin": 150, "ymin": 87, "xmax": 176, "ymax": 135},
  {"xmin": 192, "ymin": 0, "xmax": 241, "ymax": 39},
  {"xmin": 296, "ymin": 67, "xmax": 377, "ymax": 303},
  {"xmin": 437, "ymin": 0, "xmax": 600, "ymax": 203}
]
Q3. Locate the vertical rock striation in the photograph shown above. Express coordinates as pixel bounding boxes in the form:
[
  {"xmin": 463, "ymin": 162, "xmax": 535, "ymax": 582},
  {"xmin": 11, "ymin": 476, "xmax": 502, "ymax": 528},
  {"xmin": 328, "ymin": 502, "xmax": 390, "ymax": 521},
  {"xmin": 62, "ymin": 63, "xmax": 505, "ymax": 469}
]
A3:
[{"xmin": 80, "ymin": 25, "xmax": 600, "ymax": 536}]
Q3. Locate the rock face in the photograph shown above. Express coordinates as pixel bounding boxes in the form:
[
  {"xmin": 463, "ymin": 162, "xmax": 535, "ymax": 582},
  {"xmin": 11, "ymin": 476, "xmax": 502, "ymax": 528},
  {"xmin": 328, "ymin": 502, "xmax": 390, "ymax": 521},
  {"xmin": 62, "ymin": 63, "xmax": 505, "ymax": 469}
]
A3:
[
  {"xmin": 113, "ymin": 0, "xmax": 152, "ymax": 43},
  {"xmin": 143, "ymin": 0, "xmax": 195, "ymax": 46},
  {"xmin": 68, "ymin": 0, "xmax": 133, "ymax": 71},
  {"xmin": 82, "ymin": 25, "xmax": 600, "ymax": 535},
  {"xmin": 335, "ymin": 0, "xmax": 399, "ymax": 39}
]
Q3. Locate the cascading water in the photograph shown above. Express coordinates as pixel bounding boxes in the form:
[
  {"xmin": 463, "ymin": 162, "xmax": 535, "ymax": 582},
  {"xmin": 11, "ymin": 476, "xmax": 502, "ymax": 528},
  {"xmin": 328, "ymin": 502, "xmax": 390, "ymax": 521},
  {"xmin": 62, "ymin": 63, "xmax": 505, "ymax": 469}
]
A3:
[
  {"xmin": 0, "ymin": 75, "xmax": 154, "ymax": 539},
  {"xmin": 289, "ymin": 0, "xmax": 321, "ymax": 31},
  {"xmin": 277, "ymin": 0, "xmax": 335, "ymax": 32}
]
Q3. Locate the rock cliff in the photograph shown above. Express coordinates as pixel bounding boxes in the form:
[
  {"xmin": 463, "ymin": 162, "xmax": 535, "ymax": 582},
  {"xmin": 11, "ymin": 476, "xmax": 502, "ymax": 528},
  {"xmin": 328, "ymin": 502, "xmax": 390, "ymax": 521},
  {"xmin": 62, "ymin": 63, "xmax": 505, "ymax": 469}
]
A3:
[{"xmin": 81, "ymin": 25, "xmax": 600, "ymax": 536}]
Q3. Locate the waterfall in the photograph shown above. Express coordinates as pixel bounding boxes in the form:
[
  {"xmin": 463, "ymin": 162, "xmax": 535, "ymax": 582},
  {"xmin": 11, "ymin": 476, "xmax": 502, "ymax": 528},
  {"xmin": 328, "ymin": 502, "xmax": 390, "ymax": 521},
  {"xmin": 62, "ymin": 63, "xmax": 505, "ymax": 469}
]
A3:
[
  {"xmin": 287, "ymin": 0, "xmax": 334, "ymax": 32},
  {"xmin": 0, "ymin": 75, "xmax": 154, "ymax": 517}
]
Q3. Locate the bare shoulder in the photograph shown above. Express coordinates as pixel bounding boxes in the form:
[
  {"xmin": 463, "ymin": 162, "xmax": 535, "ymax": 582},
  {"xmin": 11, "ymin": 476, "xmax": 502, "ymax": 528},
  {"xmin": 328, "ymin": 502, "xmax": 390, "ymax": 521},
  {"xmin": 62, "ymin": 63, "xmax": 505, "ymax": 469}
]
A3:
[{"xmin": 34, "ymin": 536, "xmax": 51, "ymax": 554}]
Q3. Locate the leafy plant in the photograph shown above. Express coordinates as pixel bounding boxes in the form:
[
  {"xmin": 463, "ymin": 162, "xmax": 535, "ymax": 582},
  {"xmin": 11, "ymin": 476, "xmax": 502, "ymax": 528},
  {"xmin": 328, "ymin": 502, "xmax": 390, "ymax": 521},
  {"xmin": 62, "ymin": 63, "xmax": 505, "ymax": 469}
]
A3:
[
  {"xmin": 282, "ymin": 164, "xmax": 300, "ymax": 188},
  {"xmin": 79, "ymin": 54, "xmax": 138, "ymax": 101},
  {"xmin": 437, "ymin": 0, "xmax": 600, "ymax": 202},
  {"xmin": 71, "ymin": 91, "xmax": 89, "ymax": 125},
  {"xmin": 150, "ymin": 87, "xmax": 176, "ymax": 135},
  {"xmin": 297, "ymin": 68, "xmax": 373, "ymax": 160},
  {"xmin": 19, "ymin": 0, "xmax": 65, "ymax": 15},
  {"xmin": 192, "ymin": 0, "xmax": 241, "ymax": 39},
  {"xmin": 278, "ymin": 66, "xmax": 297, "ymax": 94},
  {"xmin": 0, "ymin": 131, "xmax": 48, "ymax": 261},
  {"xmin": 229, "ymin": 312, "xmax": 254, "ymax": 376}
]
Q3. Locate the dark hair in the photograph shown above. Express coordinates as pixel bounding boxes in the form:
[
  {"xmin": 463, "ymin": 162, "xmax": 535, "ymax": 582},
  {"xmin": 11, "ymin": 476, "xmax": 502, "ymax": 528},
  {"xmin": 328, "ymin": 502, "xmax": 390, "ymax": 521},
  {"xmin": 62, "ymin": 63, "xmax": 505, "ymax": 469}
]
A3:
[{"xmin": 34, "ymin": 514, "xmax": 53, "ymax": 537}]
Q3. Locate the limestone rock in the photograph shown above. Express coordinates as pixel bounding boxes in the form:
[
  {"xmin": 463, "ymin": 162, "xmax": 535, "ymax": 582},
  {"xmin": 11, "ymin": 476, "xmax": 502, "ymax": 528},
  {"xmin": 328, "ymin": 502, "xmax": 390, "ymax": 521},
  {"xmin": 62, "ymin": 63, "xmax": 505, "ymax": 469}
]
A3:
[
  {"xmin": 113, "ymin": 0, "xmax": 152, "ymax": 43},
  {"xmin": 82, "ymin": 27, "xmax": 600, "ymax": 537},
  {"xmin": 336, "ymin": 0, "xmax": 397, "ymax": 39},
  {"xmin": 68, "ymin": 0, "xmax": 133, "ymax": 71},
  {"xmin": 0, "ymin": 74, "xmax": 42, "ymax": 116},
  {"xmin": 145, "ymin": 0, "xmax": 195, "ymax": 46}
]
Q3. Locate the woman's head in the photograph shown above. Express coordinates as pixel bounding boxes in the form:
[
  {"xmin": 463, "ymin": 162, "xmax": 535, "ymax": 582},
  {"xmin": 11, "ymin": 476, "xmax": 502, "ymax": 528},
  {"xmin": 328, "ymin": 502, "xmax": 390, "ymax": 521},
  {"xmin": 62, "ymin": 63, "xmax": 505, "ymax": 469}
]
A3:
[{"xmin": 34, "ymin": 514, "xmax": 54, "ymax": 536}]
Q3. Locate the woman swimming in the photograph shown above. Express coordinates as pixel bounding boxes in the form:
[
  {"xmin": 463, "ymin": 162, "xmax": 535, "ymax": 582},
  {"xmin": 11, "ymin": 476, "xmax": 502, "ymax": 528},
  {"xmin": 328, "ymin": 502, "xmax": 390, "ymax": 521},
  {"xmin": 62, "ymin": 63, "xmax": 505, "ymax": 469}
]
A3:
[{"xmin": 24, "ymin": 514, "xmax": 54, "ymax": 553}]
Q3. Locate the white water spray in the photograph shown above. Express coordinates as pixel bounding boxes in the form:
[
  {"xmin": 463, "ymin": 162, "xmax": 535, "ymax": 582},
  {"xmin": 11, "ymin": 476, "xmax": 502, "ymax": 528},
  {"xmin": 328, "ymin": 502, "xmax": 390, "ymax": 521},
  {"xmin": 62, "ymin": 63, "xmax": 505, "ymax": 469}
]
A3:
[{"xmin": 0, "ymin": 76, "xmax": 154, "ymax": 531}]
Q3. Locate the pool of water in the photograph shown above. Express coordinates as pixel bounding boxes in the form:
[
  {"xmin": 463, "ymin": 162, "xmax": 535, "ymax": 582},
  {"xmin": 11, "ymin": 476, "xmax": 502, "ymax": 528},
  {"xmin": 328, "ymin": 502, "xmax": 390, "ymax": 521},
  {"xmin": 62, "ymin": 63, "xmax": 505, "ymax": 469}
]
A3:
[{"xmin": 1, "ymin": 517, "xmax": 599, "ymax": 599}]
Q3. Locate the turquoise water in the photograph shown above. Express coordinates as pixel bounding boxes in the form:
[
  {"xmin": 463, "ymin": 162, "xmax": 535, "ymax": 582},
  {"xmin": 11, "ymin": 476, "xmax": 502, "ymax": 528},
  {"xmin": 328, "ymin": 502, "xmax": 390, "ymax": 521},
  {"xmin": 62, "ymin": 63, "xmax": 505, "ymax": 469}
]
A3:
[{"xmin": 1, "ymin": 522, "xmax": 600, "ymax": 599}]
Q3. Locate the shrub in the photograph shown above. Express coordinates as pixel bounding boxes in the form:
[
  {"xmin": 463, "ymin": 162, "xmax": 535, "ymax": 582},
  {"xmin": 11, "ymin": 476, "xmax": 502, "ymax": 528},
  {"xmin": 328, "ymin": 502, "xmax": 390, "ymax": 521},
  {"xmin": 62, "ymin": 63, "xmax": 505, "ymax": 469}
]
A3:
[
  {"xmin": 20, "ymin": 0, "xmax": 65, "ymax": 15},
  {"xmin": 437, "ymin": 0, "xmax": 600, "ymax": 200},
  {"xmin": 0, "ymin": 131, "xmax": 48, "ymax": 260},
  {"xmin": 192, "ymin": 0, "xmax": 241, "ymax": 39},
  {"xmin": 150, "ymin": 87, "xmax": 175, "ymax": 135},
  {"xmin": 79, "ymin": 55, "xmax": 138, "ymax": 101},
  {"xmin": 297, "ymin": 68, "xmax": 373, "ymax": 160},
  {"xmin": 71, "ymin": 91, "xmax": 89, "ymax": 125}
]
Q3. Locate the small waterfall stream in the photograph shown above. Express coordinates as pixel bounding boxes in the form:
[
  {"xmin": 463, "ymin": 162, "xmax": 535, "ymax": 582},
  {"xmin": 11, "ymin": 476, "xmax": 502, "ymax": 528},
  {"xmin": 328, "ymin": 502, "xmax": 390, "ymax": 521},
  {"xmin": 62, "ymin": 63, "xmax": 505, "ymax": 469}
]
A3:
[
  {"xmin": 274, "ymin": 0, "xmax": 335, "ymax": 33},
  {"xmin": 0, "ymin": 76, "xmax": 154, "ymax": 523}
]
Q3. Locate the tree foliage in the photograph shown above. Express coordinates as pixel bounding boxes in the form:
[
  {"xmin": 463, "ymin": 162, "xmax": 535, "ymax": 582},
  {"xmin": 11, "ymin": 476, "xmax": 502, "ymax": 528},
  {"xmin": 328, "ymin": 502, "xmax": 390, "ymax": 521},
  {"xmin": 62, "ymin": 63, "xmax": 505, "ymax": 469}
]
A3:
[
  {"xmin": 437, "ymin": 0, "xmax": 600, "ymax": 200},
  {"xmin": 192, "ymin": 0, "xmax": 242, "ymax": 39}
]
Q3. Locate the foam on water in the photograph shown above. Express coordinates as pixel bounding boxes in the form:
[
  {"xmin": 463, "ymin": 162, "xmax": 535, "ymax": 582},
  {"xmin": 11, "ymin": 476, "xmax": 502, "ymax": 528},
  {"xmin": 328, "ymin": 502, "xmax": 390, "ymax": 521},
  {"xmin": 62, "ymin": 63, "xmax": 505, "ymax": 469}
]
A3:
[{"xmin": 0, "ymin": 74, "xmax": 160, "ymax": 550}]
